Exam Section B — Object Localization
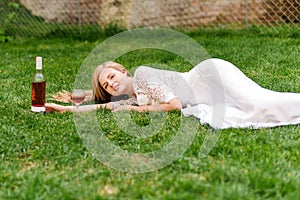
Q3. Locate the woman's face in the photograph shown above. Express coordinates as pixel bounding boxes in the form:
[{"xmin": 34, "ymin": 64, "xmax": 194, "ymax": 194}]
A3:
[{"xmin": 99, "ymin": 68, "xmax": 131, "ymax": 96}]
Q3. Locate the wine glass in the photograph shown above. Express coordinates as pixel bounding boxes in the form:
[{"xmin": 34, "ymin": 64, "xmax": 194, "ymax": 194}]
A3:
[{"xmin": 71, "ymin": 89, "xmax": 85, "ymax": 108}]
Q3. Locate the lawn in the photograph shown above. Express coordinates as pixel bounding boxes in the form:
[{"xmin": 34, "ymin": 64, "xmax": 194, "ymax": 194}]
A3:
[{"xmin": 0, "ymin": 28, "xmax": 299, "ymax": 199}]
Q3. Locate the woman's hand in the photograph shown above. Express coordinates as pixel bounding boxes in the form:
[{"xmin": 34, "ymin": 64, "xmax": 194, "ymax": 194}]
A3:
[{"xmin": 112, "ymin": 105, "xmax": 130, "ymax": 112}]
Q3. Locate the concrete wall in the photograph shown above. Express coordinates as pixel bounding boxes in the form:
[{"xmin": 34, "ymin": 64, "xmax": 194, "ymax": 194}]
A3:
[
  {"xmin": 20, "ymin": 0, "xmax": 102, "ymax": 24},
  {"xmin": 130, "ymin": 0, "xmax": 232, "ymax": 27},
  {"xmin": 99, "ymin": 0, "xmax": 132, "ymax": 27},
  {"xmin": 19, "ymin": 0, "xmax": 269, "ymax": 28}
]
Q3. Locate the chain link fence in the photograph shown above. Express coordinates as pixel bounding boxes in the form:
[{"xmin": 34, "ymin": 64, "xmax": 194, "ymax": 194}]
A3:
[{"xmin": 1, "ymin": 0, "xmax": 299, "ymax": 40}]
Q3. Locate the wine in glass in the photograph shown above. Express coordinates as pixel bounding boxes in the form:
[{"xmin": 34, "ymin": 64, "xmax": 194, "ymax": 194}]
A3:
[{"xmin": 71, "ymin": 89, "xmax": 85, "ymax": 108}]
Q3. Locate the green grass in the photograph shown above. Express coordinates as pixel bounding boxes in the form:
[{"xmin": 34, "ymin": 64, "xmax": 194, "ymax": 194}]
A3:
[{"xmin": 0, "ymin": 28, "xmax": 299, "ymax": 199}]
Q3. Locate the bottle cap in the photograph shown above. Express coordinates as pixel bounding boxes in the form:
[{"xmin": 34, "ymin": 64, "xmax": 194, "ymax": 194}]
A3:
[{"xmin": 36, "ymin": 57, "xmax": 42, "ymax": 69}]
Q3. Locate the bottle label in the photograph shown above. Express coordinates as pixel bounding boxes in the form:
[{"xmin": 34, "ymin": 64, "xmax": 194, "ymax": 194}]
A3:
[{"xmin": 36, "ymin": 57, "xmax": 42, "ymax": 70}]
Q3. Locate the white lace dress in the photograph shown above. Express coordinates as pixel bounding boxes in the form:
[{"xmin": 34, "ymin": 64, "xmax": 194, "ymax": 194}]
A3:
[{"xmin": 130, "ymin": 58, "xmax": 300, "ymax": 129}]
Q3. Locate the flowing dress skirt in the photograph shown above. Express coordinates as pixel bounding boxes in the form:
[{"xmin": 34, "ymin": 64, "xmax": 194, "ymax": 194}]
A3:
[{"xmin": 181, "ymin": 59, "xmax": 300, "ymax": 129}]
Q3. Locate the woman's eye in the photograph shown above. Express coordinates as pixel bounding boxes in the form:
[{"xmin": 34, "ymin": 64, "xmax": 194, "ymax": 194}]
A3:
[{"xmin": 111, "ymin": 75, "xmax": 115, "ymax": 79}]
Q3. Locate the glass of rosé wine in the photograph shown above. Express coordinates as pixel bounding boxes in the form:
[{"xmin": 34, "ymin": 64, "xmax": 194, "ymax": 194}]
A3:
[{"xmin": 71, "ymin": 89, "xmax": 85, "ymax": 108}]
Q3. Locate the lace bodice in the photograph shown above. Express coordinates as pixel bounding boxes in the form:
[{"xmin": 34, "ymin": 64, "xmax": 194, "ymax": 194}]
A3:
[
  {"xmin": 133, "ymin": 66, "xmax": 178, "ymax": 106},
  {"xmin": 112, "ymin": 66, "xmax": 196, "ymax": 110}
]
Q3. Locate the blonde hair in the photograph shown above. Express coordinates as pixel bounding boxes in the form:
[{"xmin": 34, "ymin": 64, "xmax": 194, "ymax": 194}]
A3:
[{"xmin": 92, "ymin": 61, "xmax": 130, "ymax": 103}]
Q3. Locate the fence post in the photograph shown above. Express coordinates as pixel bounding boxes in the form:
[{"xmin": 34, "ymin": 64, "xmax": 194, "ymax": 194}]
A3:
[
  {"xmin": 77, "ymin": 0, "xmax": 82, "ymax": 35},
  {"xmin": 245, "ymin": 0, "xmax": 248, "ymax": 29}
]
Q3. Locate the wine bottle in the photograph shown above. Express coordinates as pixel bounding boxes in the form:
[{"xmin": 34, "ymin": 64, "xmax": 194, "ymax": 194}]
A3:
[{"xmin": 31, "ymin": 56, "xmax": 46, "ymax": 112}]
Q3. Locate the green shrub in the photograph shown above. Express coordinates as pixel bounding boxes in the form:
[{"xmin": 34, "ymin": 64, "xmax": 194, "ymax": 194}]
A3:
[{"xmin": 0, "ymin": 1, "xmax": 19, "ymax": 42}]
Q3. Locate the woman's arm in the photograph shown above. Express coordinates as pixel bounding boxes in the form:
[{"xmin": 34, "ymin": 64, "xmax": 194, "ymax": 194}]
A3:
[
  {"xmin": 113, "ymin": 98, "xmax": 182, "ymax": 112},
  {"xmin": 45, "ymin": 98, "xmax": 182, "ymax": 113},
  {"xmin": 45, "ymin": 102, "xmax": 113, "ymax": 113}
]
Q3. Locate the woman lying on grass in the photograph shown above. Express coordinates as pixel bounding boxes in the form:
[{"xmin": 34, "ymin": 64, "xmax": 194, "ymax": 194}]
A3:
[{"xmin": 46, "ymin": 58, "xmax": 300, "ymax": 129}]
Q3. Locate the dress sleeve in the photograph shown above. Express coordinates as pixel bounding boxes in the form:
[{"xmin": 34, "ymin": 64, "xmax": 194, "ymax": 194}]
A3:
[{"xmin": 133, "ymin": 66, "xmax": 176, "ymax": 106}]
